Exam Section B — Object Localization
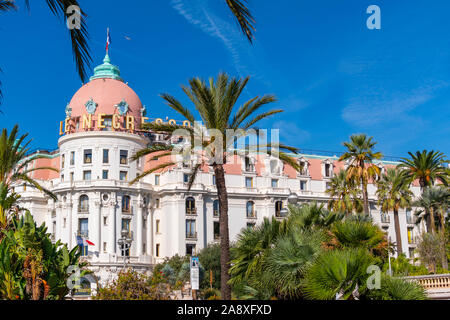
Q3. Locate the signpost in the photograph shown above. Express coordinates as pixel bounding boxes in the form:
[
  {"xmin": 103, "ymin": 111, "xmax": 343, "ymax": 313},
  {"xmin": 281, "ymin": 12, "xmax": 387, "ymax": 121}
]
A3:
[{"xmin": 190, "ymin": 256, "xmax": 199, "ymax": 300}]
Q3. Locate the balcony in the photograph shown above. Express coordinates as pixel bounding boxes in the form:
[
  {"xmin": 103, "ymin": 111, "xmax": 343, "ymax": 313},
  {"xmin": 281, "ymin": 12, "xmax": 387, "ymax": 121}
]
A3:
[
  {"xmin": 78, "ymin": 206, "xmax": 89, "ymax": 213},
  {"xmin": 186, "ymin": 232, "xmax": 197, "ymax": 240},
  {"xmin": 403, "ymin": 274, "xmax": 450, "ymax": 300},
  {"xmin": 407, "ymin": 216, "xmax": 416, "ymax": 225},
  {"xmin": 77, "ymin": 230, "xmax": 89, "ymax": 238},
  {"xmin": 186, "ymin": 208, "xmax": 197, "ymax": 215},
  {"xmin": 246, "ymin": 211, "xmax": 257, "ymax": 219},
  {"xmin": 381, "ymin": 214, "xmax": 390, "ymax": 224}
]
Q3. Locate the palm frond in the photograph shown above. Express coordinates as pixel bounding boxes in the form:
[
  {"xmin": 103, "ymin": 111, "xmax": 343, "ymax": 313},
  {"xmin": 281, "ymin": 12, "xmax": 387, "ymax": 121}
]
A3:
[{"xmin": 225, "ymin": 0, "xmax": 256, "ymax": 43}]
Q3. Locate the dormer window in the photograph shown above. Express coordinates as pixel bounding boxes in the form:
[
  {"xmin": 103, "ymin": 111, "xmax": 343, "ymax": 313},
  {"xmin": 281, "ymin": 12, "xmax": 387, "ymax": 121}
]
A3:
[
  {"xmin": 270, "ymin": 159, "xmax": 281, "ymax": 175},
  {"xmin": 298, "ymin": 159, "xmax": 309, "ymax": 176},
  {"xmin": 245, "ymin": 156, "xmax": 255, "ymax": 172},
  {"xmin": 323, "ymin": 161, "xmax": 333, "ymax": 178}
]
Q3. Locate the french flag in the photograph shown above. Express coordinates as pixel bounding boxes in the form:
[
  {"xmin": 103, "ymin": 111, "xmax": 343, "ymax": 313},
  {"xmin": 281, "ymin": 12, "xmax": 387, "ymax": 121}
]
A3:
[
  {"xmin": 106, "ymin": 27, "xmax": 111, "ymax": 52},
  {"xmin": 84, "ymin": 239, "xmax": 95, "ymax": 246}
]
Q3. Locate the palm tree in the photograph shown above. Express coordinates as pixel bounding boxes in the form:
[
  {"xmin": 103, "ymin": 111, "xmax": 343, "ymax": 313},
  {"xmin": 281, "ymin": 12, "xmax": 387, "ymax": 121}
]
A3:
[
  {"xmin": 325, "ymin": 169, "xmax": 363, "ymax": 214},
  {"xmin": 339, "ymin": 134, "xmax": 383, "ymax": 214},
  {"xmin": 398, "ymin": 150, "xmax": 449, "ymax": 190},
  {"xmin": 376, "ymin": 168, "xmax": 413, "ymax": 255},
  {"xmin": 224, "ymin": 0, "xmax": 256, "ymax": 43},
  {"xmin": 130, "ymin": 73, "xmax": 300, "ymax": 300},
  {"xmin": 303, "ymin": 248, "xmax": 377, "ymax": 300},
  {"xmin": 0, "ymin": 125, "xmax": 57, "ymax": 234},
  {"xmin": 0, "ymin": 0, "xmax": 91, "ymax": 109},
  {"xmin": 413, "ymin": 187, "xmax": 449, "ymax": 269}
]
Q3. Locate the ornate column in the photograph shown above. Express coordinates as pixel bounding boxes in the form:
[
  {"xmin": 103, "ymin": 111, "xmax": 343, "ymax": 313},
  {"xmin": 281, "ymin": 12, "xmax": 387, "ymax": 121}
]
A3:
[
  {"xmin": 94, "ymin": 199, "xmax": 102, "ymax": 254},
  {"xmin": 146, "ymin": 206, "xmax": 153, "ymax": 257},
  {"xmin": 109, "ymin": 200, "xmax": 117, "ymax": 255},
  {"xmin": 136, "ymin": 199, "xmax": 144, "ymax": 257}
]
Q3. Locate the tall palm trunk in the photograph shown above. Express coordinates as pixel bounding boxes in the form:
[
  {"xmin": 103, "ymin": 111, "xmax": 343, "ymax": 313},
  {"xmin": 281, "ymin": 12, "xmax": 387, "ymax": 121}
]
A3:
[
  {"xmin": 361, "ymin": 178, "xmax": 369, "ymax": 214},
  {"xmin": 213, "ymin": 163, "xmax": 231, "ymax": 300},
  {"xmin": 429, "ymin": 207, "xmax": 436, "ymax": 234},
  {"xmin": 393, "ymin": 208, "xmax": 403, "ymax": 255}
]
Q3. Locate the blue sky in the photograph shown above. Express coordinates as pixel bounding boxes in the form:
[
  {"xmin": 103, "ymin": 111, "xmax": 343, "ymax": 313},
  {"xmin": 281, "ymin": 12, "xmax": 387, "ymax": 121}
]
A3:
[{"xmin": 0, "ymin": 0, "xmax": 449, "ymax": 158}]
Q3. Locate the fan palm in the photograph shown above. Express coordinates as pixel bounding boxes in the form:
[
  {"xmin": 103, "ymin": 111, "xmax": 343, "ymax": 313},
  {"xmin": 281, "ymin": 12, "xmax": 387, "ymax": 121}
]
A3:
[
  {"xmin": 130, "ymin": 73, "xmax": 300, "ymax": 300},
  {"xmin": 398, "ymin": 150, "xmax": 449, "ymax": 189},
  {"xmin": 286, "ymin": 202, "xmax": 344, "ymax": 231},
  {"xmin": 366, "ymin": 274, "xmax": 427, "ymax": 300},
  {"xmin": 326, "ymin": 169, "xmax": 363, "ymax": 214},
  {"xmin": 303, "ymin": 248, "xmax": 377, "ymax": 300},
  {"xmin": 339, "ymin": 134, "xmax": 383, "ymax": 214},
  {"xmin": 376, "ymin": 168, "xmax": 413, "ymax": 255}
]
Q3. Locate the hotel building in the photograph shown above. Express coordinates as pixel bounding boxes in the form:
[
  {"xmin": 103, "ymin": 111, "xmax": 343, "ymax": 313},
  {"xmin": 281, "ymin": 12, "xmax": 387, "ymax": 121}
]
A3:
[{"xmin": 13, "ymin": 54, "xmax": 424, "ymax": 285}]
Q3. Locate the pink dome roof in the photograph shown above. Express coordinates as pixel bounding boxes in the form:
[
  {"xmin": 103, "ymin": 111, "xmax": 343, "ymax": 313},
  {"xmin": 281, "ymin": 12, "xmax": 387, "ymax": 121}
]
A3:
[
  {"xmin": 65, "ymin": 54, "xmax": 143, "ymax": 133},
  {"xmin": 69, "ymin": 78, "xmax": 142, "ymax": 118}
]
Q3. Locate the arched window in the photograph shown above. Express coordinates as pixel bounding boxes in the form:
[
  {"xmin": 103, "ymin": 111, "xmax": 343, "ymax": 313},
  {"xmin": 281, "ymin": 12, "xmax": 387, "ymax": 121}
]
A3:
[
  {"xmin": 275, "ymin": 201, "xmax": 283, "ymax": 217},
  {"xmin": 122, "ymin": 195, "xmax": 131, "ymax": 213},
  {"xmin": 79, "ymin": 195, "xmax": 89, "ymax": 212},
  {"xmin": 246, "ymin": 201, "xmax": 255, "ymax": 218},
  {"xmin": 186, "ymin": 197, "xmax": 196, "ymax": 215},
  {"xmin": 213, "ymin": 200, "xmax": 220, "ymax": 217}
]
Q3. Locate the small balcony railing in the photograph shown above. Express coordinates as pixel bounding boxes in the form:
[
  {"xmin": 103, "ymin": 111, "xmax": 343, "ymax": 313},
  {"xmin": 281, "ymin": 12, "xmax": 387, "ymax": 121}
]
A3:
[
  {"xmin": 77, "ymin": 230, "xmax": 89, "ymax": 238},
  {"xmin": 246, "ymin": 211, "xmax": 257, "ymax": 219},
  {"xmin": 245, "ymin": 165, "xmax": 256, "ymax": 173},
  {"xmin": 407, "ymin": 216, "xmax": 416, "ymax": 225},
  {"xmin": 186, "ymin": 232, "xmax": 197, "ymax": 239},
  {"xmin": 78, "ymin": 205, "xmax": 89, "ymax": 213},
  {"xmin": 186, "ymin": 208, "xmax": 197, "ymax": 215},
  {"xmin": 381, "ymin": 214, "xmax": 390, "ymax": 224}
]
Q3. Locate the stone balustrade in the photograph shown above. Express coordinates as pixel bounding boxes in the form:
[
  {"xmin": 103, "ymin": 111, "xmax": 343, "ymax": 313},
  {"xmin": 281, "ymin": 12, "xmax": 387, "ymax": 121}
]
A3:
[{"xmin": 403, "ymin": 274, "xmax": 450, "ymax": 299}]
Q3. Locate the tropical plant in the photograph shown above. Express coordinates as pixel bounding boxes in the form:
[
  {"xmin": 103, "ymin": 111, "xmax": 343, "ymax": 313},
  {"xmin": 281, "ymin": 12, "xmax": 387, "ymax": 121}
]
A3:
[
  {"xmin": 0, "ymin": 0, "xmax": 91, "ymax": 108},
  {"xmin": 398, "ymin": 150, "xmax": 449, "ymax": 189},
  {"xmin": 326, "ymin": 169, "xmax": 363, "ymax": 214},
  {"xmin": 303, "ymin": 248, "xmax": 378, "ymax": 300},
  {"xmin": 0, "ymin": 125, "xmax": 58, "ymax": 196},
  {"xmin": 94, "ymin": 269, "xmax": 171, "ymax": 300},
  {"xmin": 326, "ymin": 219, "xmax": 388, "ymax": 258},
  {"xmin": 413, "ymin": 187, "xmax": 450, "ymax": 269},
  {"xmin": 416, "ymin": 232, "xmax": 443, "ymax": 273},
  {"xmin": 376, "ymin": 168, "xmax": 413, "ymax": 255},
  {"xmin": 224, "ymin": 0, "xmax": 255, "ymax": 43},
  {"xmin": 286, "ymin": 202, "xmax": 344, "ymax": 231},
  {"xmin": 198, "ymin": 243, "xmax": 222, "ymax": 290},
  {"xmin": 366, "ymin": 274, "xmax": 427, "ymax": 300},
  {"xmin": 130, "ymin": 73, "xmax": 300, "ymax": 300},
  {"xmin": 0, "ymin": 211, "xmax": 87, "ymax": 300},
  {"xmin": 339, "ymin": 134, "xmax": 383, "ymax": 214}
]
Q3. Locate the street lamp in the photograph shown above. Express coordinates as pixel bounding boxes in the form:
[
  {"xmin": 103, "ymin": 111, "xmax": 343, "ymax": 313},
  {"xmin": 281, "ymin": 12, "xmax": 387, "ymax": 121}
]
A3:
[
  {"xmin": 287, "ymin": 192, "xmax": 299, "ymax": 205},
  {"xmin": 117, "ymin": 229, "xmax": 133, "ymax": 269}
]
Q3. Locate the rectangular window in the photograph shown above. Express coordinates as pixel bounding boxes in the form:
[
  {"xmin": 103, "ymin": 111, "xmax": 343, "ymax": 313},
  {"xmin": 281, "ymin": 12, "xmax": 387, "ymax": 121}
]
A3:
[
  {"xmin": 84, "ymin": 149, "xmax": 92, "ymax": 164},
  {"xmin": 103, "ymin": 242, "xmax": 107, "ymax": 252},
  {"xmin": 120, "ymin": 171, "xmax": 128, "ymax": 181},
  {"xmin": 103, "ymin": 117, "xmax": 112, "ymax": 131},
  {"xmin": 300, "ymin": 180, "xmax": 307, "ymax": 191},
  {"xmin": 271, "ymin": 179, "xmax": 278, "ymax": 188},
  {"xmin": 103, "ymin": 216, "xmax": 108, "ymax": 226},
  {"xmin": 156, "ymin": 244, "xmax": 160, "ymax": 257},
  {"xmin": 103, "ymin": 149, "xmax": 109, "ymax": 164},
  {"xmin": 61, "ymin": 174, "xmax": 64, "ymax": 182},
  {"xmin": 186, "ymin": 244, "xmax": 196, "ymax": 256},
  {"xmin": 325, "ymin": 182, "xmax": 330, "ymax": 190},
  {"xmin": 155, "ymin": 175, "xmax": 160, "ymax": 186},
  {"xmin": 183, "ymin": 173, "xmax": 190, "ymax": 183},
  {"xmin": 325, "ymin": 163, "xmax": 331, "ymax": 177},
  {"xmin": 120, "ymin": 150, "xmax": 128, "ymax": 165},
  {"xmin": 212, "ymin": 175, "xmax": 216, "ymax": 186},
  {"xmin": 155, "ymin": 198, "xmax": 160, "ymax": 208},
  {"xmin": 70, "ymin": 172, "xmax": 74, "ymax": 182},
  {"xmin": 61, "ymin": 154, "xmax": 65, "ymax": 168},
  {"xmin": 63, "ymin": 218, "xmax": 66, "ymax": 228},
  {"xmin": 186, "ymin": 220, "xmax": 196, "ymax": 238},
  {"xmin": 83, "ymin": 170, "xmax": 91, "ymax": 181},
  {"xmin": 245, "ymin": 177, "xmax": 253, "ymax": 188},
  {"xmin": 70, "ymin": 151, "xmax": 75, "ymax": 165},
  {"xmin": 122, "ymin": 219, "xmax": 130, "ymax": 232},
  {"xmin": 156, "ymin": 219, "xmax": 160, "ymax": 233},
  {"xmin": 102, "ymin": 170, "xmax": 109, "ymax": 180},
  {"xmin": 214, "ymin": 221, "xmax": 220, "ymax": 240}
]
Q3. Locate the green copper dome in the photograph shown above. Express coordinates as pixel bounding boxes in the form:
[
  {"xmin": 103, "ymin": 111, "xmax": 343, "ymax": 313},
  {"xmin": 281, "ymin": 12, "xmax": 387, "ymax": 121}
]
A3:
[{"xmin": 89, "ymin": 54, "xmax": 123, "ymax": 82}]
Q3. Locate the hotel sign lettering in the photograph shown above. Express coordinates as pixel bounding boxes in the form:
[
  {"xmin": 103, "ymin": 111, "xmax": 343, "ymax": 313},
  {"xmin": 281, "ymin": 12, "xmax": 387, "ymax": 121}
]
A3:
[{"xmin": 59, "ymin": 114, "xmax": 191, "ymax": 136}]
